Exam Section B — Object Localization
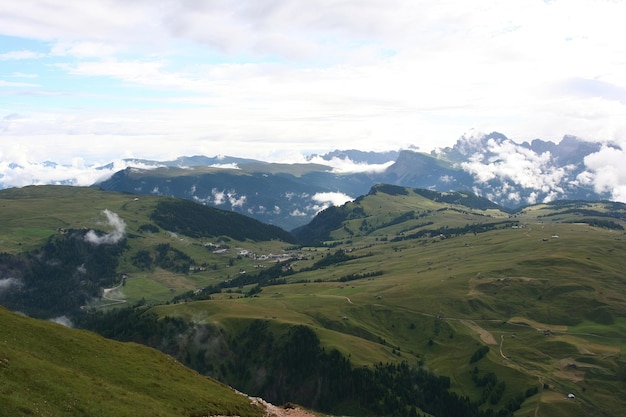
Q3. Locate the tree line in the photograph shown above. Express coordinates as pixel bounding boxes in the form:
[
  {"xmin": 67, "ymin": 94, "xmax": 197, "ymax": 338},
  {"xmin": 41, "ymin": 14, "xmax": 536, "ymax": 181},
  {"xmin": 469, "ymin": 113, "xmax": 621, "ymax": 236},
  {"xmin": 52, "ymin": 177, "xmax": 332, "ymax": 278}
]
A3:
[{"xmin": 76, "ymin": 309, "xmax": 534, "ymax": 417}]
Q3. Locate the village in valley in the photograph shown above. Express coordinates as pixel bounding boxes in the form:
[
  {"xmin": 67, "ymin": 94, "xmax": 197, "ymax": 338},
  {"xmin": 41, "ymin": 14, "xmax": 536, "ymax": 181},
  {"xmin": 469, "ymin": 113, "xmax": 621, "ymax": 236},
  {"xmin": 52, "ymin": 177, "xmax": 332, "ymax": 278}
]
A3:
[{"xmin": 194, "ymin": 242, "xmax": 307, "ymax": 273}]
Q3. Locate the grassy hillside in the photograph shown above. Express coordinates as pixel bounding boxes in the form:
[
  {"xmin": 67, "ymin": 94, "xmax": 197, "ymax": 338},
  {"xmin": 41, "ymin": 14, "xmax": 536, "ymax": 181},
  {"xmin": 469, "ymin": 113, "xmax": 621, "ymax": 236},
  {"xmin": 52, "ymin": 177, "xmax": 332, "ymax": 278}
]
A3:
[
  {"xmin": 0, "ymin": 306, "xmax": 262, "ymax": 417},
  {"xmin": 0, "ymin": 185, "xmax": 296, "ymax": 316},
  {"xmin": 2, "ymin": 184, "xmax": 626, "ymax": 416},
  {"xmin": 149, "ymin": 187, "xmax": 626, "ymax": 416}
]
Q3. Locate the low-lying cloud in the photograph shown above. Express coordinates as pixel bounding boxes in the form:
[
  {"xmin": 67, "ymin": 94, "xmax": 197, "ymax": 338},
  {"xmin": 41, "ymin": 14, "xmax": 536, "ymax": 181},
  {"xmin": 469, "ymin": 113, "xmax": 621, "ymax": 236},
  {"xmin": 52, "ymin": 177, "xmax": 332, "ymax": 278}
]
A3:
[
  {"xmin": 0, "ymin": 277, "xmax": 21, "ymax": 292},
  {"xmin": 84, "ymin": 209, "xmax": 126, "ymax": 245},
  {"xmin": 312, "ymin": 192, "xmax": 353, "ymax": 207},
  {"xmin": 578, "ymin": 143, "xmax": 626, "ymax": 203},
  {"xmin": 209, "ymin": 188, "xmax": 247, "ymax": 208},
  {"xmin": 0, "ymin": 159, "xmax": 159, "ymax": 189},
  {"xmin": 306, "ymin": 155, "xmax": 394, "ymax": 174},
  {"xmin": 308, "ymin": 192, "xmax": 354, "ymax": 214},
  {"xmin": 460, "ymin": 138, "xmax": 572, "ymax": 204},
  {"xmin": 210, "ymin": 163, "xmax": 240, "ymax": 170},
  {"xmin": 48, "ymin": 315, "xmax": 73, "ymax": 328}
]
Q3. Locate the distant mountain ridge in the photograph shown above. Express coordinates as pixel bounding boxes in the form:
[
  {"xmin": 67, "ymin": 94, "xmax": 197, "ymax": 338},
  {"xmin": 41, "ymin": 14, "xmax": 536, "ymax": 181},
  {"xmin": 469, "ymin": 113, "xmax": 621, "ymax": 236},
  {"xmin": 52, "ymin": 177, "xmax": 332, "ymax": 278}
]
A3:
[
  {"xmin": 0, "ymin": 131, "xmax": 617, "ymax": 229},
  {"xmin": 432, "ymin": 132, "xmax": 613, "ymax": 205},
  {"xmin": 92, "ymin": 132, "xmax": 615, "ymax": 229}
]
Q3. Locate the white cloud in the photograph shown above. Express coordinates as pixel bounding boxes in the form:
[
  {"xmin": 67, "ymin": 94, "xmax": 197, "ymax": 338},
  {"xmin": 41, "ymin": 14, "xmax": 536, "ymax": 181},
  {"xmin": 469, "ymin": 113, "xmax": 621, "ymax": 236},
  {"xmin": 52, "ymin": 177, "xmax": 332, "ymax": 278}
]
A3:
[
  {"xmin": 0, "ymin": 277, "xmax": 21, "ymax": 292},
  {"xmin": 507, "ymin": 192, "xmax": 521, "ymax": 204},
  {"xmin": 212, "ymin": 189, "xmax": 226, "ymax": 205},
  {"xmin": 210, "ymin": 163, "xmax": 240, "ymax": 170},
  {"xmin": 228, "ymin": 191, "xmax": 246, "ymax": 208},
  {"xmin": 48, "ymin": 315, "xmax": 73, "ymax": 327},
  {"xmin": 290, "ymin": 209, "xmax": 308, "ymax": 217},
  {"xmin": 461, "ymin": 138, "xmax": 570, "ymax": 195},
  {"xmin": 84, "ymin": 209, "xmax": 127, "ymax": 245},
  {"xmin": 306, "ymin": 155, "xmax": 394, "ymax": 173},
  {"xmin": 0, "ymin": 158, "xmax": 155, "ymax": 189},
  {"xmin": 579, "ymin": 143, "xmax": 626, "ymax": 203},
  {"xmin": 527, "ymin": 192, "xmax": 538, "ymax": 205},
  {"xmin": 50, "ymin": 41, "xmax": 119, "ymax": 58},
  {"xmin": 0, "ymin": 0, "xmax": 624, "ymax": 172},
  {"xmin": 208, "ymin": 188, "xmax": 246, "ymax": 208},
  {"xmin": 312, "ymin": 192, "xmax": 353, "ymax": 207},
  {"xmin": 0, "ymin": 50, "xmax": 44, "ymax": 60}
]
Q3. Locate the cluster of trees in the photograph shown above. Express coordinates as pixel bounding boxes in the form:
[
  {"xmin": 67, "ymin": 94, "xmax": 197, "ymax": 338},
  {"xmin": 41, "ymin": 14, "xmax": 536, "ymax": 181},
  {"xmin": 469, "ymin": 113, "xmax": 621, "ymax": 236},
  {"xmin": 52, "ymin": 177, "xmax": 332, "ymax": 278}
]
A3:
[
  {"xmin": 336, "ymin": 270, "xmax": 383, "ymax": 282},
  {"xmin": 137, "ymin": 223, "xmax": 160, "ymax": 233},
  {"xmin": 225, "ymin": 260, "xmax": 293, "ymax": 288},
  {"xmin": 0, "ymin": 230, "xmax": 125, "ymax": 318},
  {"xmin": 469, "ymin": 345, "xmax": 490, "ymax": 364},
  {"xmin": 390, "ymin": 221, "xmax": 518, "ymax": 243},
  {"xmin": 150, "ymin": 199, "xmax": 297, "ymax": 243},
  {"xmin": 131, "ymin": 243, "xmax": 194, "ymax": 273},
  {"xmin": 572, "ymin": 219, "xmax": 624, "ymax": 230},
  {"xmin": 471, "ymin": 367, "xmax": 535, "ymax": 412},
  {"xmin": 75, "ymin": 303, "xmax": 188, "ymax": 353},
  {"xmin": 292, "ymin": 204, "xmax": 352, "ymax": 245},
  {"xmin": 307, "ymin": 249, "xmax": 356, "ymax": 269},
  {"xmin": 539, "ymin": 204, "xmax": 625, "ymax": 229}
]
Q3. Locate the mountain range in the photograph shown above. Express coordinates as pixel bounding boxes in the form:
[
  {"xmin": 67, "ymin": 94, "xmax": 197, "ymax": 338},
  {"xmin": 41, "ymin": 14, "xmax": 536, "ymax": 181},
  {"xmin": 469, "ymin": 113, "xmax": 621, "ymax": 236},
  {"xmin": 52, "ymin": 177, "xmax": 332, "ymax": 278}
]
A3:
[
  {"xmin": 0, "ymin": 131, "xmax": 620, "ymax": 231},
  {"xmin": 85, "ymin": 132, "xmax": 613, "ymax": 230}
]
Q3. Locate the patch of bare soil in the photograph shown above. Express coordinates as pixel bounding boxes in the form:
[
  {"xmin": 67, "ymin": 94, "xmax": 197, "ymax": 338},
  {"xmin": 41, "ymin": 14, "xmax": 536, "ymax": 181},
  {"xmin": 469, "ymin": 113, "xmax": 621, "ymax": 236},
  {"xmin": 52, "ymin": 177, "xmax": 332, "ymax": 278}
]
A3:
[
  {"xmin": 254, "ymin": 398, "xmax": 319, "ymax": 417},
  {"xmin": 211, "ymin": 397, "xmax": 321, "ymax": 417},
  {"xmin": 461, "ymin": 319, "xmax": 497, "ymax": 345}
]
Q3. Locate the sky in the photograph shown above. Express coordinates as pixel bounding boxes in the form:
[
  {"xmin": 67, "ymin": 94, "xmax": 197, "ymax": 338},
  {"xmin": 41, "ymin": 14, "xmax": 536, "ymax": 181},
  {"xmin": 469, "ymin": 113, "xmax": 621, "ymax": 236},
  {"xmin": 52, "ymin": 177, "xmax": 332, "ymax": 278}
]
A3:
[{"xmin": 1, "ymin": 1, "xmax": 626, "ymax": 174}]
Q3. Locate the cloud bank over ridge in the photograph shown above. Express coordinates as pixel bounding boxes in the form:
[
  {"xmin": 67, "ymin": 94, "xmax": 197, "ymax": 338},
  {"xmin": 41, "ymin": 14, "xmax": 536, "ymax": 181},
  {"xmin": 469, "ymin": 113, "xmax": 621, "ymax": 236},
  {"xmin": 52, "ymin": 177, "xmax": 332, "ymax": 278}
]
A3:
[{"xmin": 1, "ymin": 0, "xmax": 625, "ymax": 167}]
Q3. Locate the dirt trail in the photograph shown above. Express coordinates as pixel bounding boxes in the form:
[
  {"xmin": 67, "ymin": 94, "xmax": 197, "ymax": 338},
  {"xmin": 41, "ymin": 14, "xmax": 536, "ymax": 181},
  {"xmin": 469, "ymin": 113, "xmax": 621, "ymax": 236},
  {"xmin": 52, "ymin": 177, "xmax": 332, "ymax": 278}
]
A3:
[
  {"xmin": 499, "ymin": 335, "xmax": 508, "ymax": 360},
  {"xmin": 316, "ymin": 294, "xmax": 353, "ymax": 304},
  {"xmin": 101, "ymin": 281, "xmax": 126, "ymax": 306}
]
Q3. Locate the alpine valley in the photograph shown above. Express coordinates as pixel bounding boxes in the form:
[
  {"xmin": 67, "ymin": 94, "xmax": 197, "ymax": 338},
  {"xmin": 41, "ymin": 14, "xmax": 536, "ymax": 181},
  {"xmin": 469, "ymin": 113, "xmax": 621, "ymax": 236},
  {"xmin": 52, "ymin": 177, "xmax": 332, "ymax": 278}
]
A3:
[{"xmin": 1, "ymin": 177, "xmax": 625, "ymax": 416}]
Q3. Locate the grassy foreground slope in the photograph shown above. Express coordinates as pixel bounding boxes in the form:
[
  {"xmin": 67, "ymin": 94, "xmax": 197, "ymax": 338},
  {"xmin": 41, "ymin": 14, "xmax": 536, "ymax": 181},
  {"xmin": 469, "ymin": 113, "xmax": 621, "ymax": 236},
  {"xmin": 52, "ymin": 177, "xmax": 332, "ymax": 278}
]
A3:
[{"xmin": 0, "ymin": 306, "xmax": 262, "ymax": 417}]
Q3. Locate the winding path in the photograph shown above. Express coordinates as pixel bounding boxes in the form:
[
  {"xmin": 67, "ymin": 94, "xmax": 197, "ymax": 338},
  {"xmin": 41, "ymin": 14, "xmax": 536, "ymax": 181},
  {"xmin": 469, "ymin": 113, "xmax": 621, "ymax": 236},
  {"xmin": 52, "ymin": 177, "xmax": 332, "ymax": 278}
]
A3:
[
  {"xmin": 499, "ymin": 334, "xmax": 508, "ymax": 360},
  {"xmin": 101, "ymin": 280, "xmax": 127, "ymax": 307}
]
